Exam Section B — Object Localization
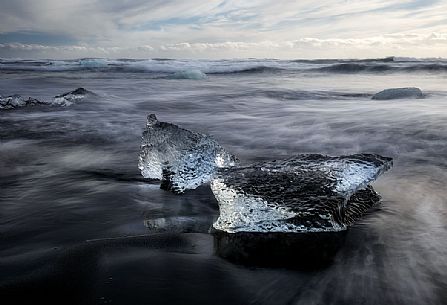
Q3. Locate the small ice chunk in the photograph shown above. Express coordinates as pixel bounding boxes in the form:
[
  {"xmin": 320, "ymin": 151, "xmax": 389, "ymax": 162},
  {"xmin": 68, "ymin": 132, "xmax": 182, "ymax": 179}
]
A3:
[
  {"xmin": 144, "ymin": 216, "xmax": 213, "ymax": 233},
  {"xmin": 168, "ymin": 70, "xmax": 207, "ymax": 80},
  {"xmin": 53, "ymin": 87, "xmax": 94, "ymax": 106},
  {"xmin": 138, "ymin": 114, "xmax": 237, "ymax": 193},
  {"xmin": 372, "ymin": 87, "xmax": 423, "ymax": 100},
  {"xmin": 212, "ymin": 154, "xmax": 392, "ymax": 233},
  {"xmin": 0, "ymin": 94, "xmax": 46, "ymax": 110}
]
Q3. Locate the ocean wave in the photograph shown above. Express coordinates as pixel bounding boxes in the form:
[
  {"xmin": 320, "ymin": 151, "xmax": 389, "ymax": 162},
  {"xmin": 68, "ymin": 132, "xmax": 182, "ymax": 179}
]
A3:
[
  {"xmin": 313, "ymin": 62, "xmax": 447, "ymax": 73},
  {"xmin": 78, "ymin": 58, "xmax": 110, "ymax": 68},
  {"xmin": 0, "ymin": 58, "xmax": 292, "ymax": 74},
  {"xmin": 315, "ymin": 63, "xmax": 392, "ymax": 73},
  {"xmin": 167, "ymin": 69, "xmax": 207, "ymax": 80},
  {"xmin": 402, "ymin": 63, "xmax": 447, "ymax": 72},
  {"xmin": 1, "ymin": 58, "xmax": 447, "ymax": 75},
  {"xmin": 292, "ymin": 56, "xmax": 396, "ymax": 64},
  {"xmin": 214, "ymin": 66, "xmax": 285, "ymax": 74}
]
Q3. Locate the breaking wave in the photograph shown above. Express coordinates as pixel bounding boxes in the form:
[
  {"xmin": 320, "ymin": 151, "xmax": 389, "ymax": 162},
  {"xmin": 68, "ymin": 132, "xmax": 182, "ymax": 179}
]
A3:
[
  {"xmin": 167, "ymin": 69, "xmax": 207, "ymax": 80},
  {"xmin": 1, "ymin": 57, "xmax": 447, "ymax": 75},
  {"xmin": 316, "ymin": 63, "xmax": 392, "ymax": 73},
  {"xmin": 314, "ymin": 62, "xmax": 447, "ymax": 73}
]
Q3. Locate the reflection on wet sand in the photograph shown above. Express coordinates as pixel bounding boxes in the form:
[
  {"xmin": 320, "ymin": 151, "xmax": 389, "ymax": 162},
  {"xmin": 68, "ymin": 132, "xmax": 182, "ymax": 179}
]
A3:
[
  {"xmin": 142, "ymin": 215, "xmax": 347, "ymax": 270},
  {"xmin": 213, "ymin": 230, "xmax": 346, "ymax": 270}
]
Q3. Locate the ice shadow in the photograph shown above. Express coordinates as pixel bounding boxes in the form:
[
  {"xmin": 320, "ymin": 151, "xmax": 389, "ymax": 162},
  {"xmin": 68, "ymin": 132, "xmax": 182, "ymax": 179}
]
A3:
[{"xmin": 213, "ymin": 230, "xmax": 347, "ymax": 270}]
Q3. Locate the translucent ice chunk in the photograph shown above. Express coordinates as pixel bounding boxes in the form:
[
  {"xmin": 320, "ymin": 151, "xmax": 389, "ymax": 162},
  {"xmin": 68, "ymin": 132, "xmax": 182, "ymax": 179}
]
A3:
[
  {"xmin": 53, "ymin": 88, "xmax": 93, "ymax": 106},
  {"xmin": 144, "ymin": 216, "xmax": 214, "ymax": 233},
  {"xmin": 0, "ymin": 94, "xmax": 46, "ymax": 110},
  {"xmin": 211, "ymin": 154, "xmax": 392, "ymax": 233},
  {"xmin": 138, "ymin": 114, "xmax": 237, "ymax": 193},
  {"xmin": 372, "ymin": 87, "xmax": 423, "ymax": 100}
]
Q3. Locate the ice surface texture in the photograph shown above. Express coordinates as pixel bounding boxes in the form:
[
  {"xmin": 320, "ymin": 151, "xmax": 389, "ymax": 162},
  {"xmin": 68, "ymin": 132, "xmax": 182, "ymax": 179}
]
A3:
[
  {"xmin": 0, "ymin": 95, "xmax": 47, "ymax": 110},
  {"xmin": 138, "ymin": 114, "xmax": 237, "ymax": 193},
  {"xmin": 372, "ymin": 87, "xmax": 423, "ymax": 100},
  {"xmin": 211, "ymin": 154, "xmax": 392, "ymax": 233},
  {"xmin": 1, "ymin": 88, "xmax": 94, "ymax": 110},
  {"xmin": 53, "ymin": 88, "xmax": 94, "ymax": 106}
]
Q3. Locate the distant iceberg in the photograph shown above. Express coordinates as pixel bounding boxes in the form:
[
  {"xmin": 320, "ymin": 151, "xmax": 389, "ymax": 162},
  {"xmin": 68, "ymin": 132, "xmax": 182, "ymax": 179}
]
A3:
[
  {"xmin": 138, "ymin": 114, "xmax": 237, "ymax": 193},
  {"xmin": 0, "ymin": 94, "xmax": 47, "ymax": 110},
  {"xmin": 372, "ymin": 87, "xmax": 423, "ymax": 100},
  {"xmin": 211, "ymin": 154, "xmax": 392, "ymax": 233},
  {"xmin": 53, "ymin": 88, "xmax": 95, "ymax": 106}
]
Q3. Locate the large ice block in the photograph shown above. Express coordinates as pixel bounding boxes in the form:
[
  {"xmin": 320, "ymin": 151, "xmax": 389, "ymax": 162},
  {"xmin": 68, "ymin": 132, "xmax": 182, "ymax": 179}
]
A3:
[
  {"xmin": 138, "ymin": 114, "xmax": 237, "ymax": 193},
  {"xmin": 211, "ymin": 154, "xmax": 392, "ymax": 233}
]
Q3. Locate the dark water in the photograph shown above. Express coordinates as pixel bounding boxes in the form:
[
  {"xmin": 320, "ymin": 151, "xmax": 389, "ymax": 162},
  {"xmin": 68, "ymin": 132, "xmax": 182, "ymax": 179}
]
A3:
[{"xmin": 1, "ymin": 58, "xmax": 447, "ymax": 305}]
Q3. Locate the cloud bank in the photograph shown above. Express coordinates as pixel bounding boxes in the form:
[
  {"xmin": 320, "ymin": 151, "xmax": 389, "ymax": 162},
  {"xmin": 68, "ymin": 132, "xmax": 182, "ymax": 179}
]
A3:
[{"xmin": 0, "ymin": 0, "xmax": 446, "ymax": 58}]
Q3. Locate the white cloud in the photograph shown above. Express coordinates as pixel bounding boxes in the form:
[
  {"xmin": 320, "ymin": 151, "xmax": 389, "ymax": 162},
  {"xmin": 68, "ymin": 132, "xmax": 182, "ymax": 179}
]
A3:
[
  {"xmin": 1, "ymin": 32, "xmax": 446, "ymax": 59},
  {"xmin": 0, "ymin": 0, "xmax": 446, "ymax": 58}
]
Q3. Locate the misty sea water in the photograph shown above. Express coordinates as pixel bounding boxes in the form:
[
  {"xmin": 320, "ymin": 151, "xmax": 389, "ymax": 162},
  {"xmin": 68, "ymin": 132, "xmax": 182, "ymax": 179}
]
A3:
[{"xmin": 0, "ymin": 58, "xmax": 446, "ymax": 305}]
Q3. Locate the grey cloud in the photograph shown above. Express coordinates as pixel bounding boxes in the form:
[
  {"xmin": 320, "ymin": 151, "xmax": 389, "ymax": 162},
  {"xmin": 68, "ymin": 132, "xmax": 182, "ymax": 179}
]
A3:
[
  {"xmin": 0, "ymin": 0, "xmax": 446, "ymax": 58},
  {"xmin": 1, "ymin": 33, "xmax": 446, "ymax": 59}
]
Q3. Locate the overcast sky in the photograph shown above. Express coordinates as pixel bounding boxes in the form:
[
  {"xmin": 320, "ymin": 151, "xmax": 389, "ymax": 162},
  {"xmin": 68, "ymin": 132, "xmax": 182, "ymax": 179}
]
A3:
[{"xmin": 0, "ymin": 0, "xmax": 446, "ymax": 59}]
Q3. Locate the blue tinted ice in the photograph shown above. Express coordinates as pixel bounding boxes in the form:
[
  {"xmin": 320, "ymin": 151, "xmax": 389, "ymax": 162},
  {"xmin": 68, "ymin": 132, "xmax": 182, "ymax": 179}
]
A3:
[{"xmin": 372, "ymin": 87, "xmax": 423, "ymax": 100}]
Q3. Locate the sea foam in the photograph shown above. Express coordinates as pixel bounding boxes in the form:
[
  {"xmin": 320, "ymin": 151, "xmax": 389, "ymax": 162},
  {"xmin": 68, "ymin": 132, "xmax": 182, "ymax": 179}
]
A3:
[{"xmin": 168, "ymin": 69, "xmax": 207, "ymax": 80}]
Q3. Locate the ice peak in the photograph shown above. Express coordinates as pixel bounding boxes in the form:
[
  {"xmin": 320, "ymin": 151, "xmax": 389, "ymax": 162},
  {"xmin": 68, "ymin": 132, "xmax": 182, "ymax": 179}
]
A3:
[{"xmin": 147, "ymin": 114, "xmax": 159, "ymax": 127}]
